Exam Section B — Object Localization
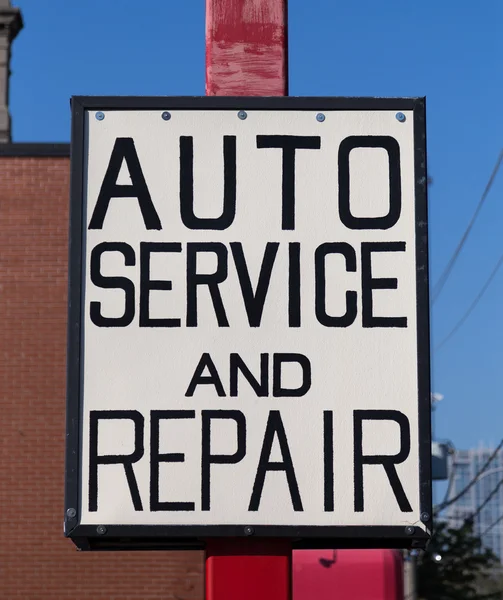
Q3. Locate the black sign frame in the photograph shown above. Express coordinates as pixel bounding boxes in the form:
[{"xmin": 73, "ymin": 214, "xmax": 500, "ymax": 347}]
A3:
[{"xmin": 65, "ymin": 95, "xmax": 431, "ymax": 551}]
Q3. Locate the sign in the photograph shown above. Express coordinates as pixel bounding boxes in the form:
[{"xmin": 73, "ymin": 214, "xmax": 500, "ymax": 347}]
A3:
[
  {"xmin": 65, "ymin": 96, "xmax": 431, "ymax": 550},
  {"xmin": 432, "ymin": 441, "xmax": 450, "ymax": 480}
]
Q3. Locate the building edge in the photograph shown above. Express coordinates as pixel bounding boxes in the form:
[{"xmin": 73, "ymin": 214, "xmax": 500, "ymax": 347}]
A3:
[{"xmin": 0, "ymin": 142, "xmax": 70, "ymax": 156}]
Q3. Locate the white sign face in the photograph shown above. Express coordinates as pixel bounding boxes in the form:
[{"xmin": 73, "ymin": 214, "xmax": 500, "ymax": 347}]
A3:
[{"xmin": 67, "ymin": 98, "xmax": 430, "ymax": 546}]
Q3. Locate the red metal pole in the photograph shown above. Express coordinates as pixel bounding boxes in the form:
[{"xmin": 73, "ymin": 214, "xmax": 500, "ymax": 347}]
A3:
[
  {"xmin": 205, "ymin": 0, "xmax": 290, "ymax": 598},
  {"xmin": 205, "ymin": 0, "xmax": 288, "ymax": 96},
  {"xmin": 206, "ymin": 539, "xmax": 291, "ymax": 600}
]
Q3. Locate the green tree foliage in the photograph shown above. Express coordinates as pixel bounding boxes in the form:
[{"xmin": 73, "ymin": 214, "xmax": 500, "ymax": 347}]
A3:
[{"xmin": 417, "ymin": 521, "xmax": 500, "ymax": 600}]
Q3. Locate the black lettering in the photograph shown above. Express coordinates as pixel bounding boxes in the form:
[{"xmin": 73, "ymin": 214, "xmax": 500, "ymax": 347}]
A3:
[
  {"xmin": 180, "ymin": 136, "xmax": 236, "ymax": 230},
  {"xmin": 89, "ymin": 410, "xmax": 144, "ymax": 512},
  {"xmin": 90, "ymin": 242, "xmax": 135, "ymax": 327},
  {"xmin": 230, "ymin": 242, "xmax": 279, "ymax": 327},
  {"xmin": 150, "ymin": 410, "xmax": 195, "ymax": 511},
  {"xmin": 353, "ymin": 409, "xmax": 412, "ymax": 512},
  {"xmin": 201, "ymin": 410, "xmax": 246, "ymax": 511},
  {"xmin": 230, "ymin": 353, "xmax": 269, "ymax": 397},
  {"xmin": 185, "ymin": 353, "xmax": 226, "ymax": 397},
  {"xmin": 338, "ymin": 136, "xmax": 401, "ymax": 230},
  {"xmin": 315, "ymin": 242, "xmax": 357, "ymax": 327},
  {"xmin": 257, "ymin": 135, "xmax": 321, "ymax": 230},
  {"xmin": 249, "ymin": 411, "xmax": 303, "ymax": 511},
  {"xmin": 289, "ymin": 242, "xmax": 301, "ymax": 327},
  {"xmin": 89, "ymin": 137, "xmax": 161, "ymax": 230},
  {"xmin": 324, "ymin": 411, "xmax": 334, "ymax": 512},
  {"xmin": 186, "ymin": 243, "xmax": 229, "ymax": 327},
  {"xmin": 361, "ymin": 242, "xmax": 407, "ymax": 328},
  {"xmin": 273, "ymin": 353, "xmax": 311, "ymax": 397},
  {"xmin": 140, "ymin": 242, "xmax": 181, "ymax": 327}
]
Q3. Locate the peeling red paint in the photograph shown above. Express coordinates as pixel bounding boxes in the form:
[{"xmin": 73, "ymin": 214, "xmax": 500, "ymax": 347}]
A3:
[{"xmin": 206, "ymin": 0, "xmax": 288, "ymax": 96}]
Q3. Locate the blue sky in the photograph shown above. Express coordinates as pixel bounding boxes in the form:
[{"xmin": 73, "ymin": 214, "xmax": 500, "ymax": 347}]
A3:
[{"xmin": 10, "ymin": 0, "xmax": 503, "ymax": 454}]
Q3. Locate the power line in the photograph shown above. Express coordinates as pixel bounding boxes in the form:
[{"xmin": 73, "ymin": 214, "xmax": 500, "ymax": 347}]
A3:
[
  {"xmin": 481, "ymin": 513, "xmax": 503, "ymax": 538},
  {"xmin": 431, "ymin": 150, "xmax": 503, "ymax": 304},
  {"xmin": 436, "ymin": 441, "xmax": 503, "ymax": 514},
  {"xmin": 435, "ymin": 252, "xmax": 503, "ymax": 351},
  {"xmin": 465, "ymin": 475, "xmax": 503, "ymax": 524}
]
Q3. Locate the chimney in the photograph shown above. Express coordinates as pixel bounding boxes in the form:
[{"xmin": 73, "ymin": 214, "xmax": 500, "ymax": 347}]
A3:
[{"xmin": 0, "ymin": 0, "xmax": 22, "ymax": 143}]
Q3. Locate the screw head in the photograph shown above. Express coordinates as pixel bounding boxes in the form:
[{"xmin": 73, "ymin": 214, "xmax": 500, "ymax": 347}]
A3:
[
  {"xmin": 66, "ymin": 508, "xmax": 76, "ymax": 519},
  {"xmin": 238, "ymin": 110, "xmax": 247, "ymax": 120},
  {"xmin": 95, "ymin": 111, "xmax": 105, "ymax": 121},
  {"xmin": 405, "ymin": 526, "xmax": 415, "ymax": 535},
  {"xmin": 421, "ymin": 512, "xmax": 431, "ymax": 522},
  {"xmin": 244, "ymin": 526, "xmax": 254, "ymax": 536},
  {"xmin": 316, "ymin": 113, "xmax": 326, "ymax": 123},
  {"xmin": 161, "ymin": 111, "xmax": 171, "ymax": 121},
  {"xmin": 96, "ymin": 525, "xmax": 107, "ymax": 535},
  {"xmin": 396, "ymin": 112, "xmax": 406, "ymax": 123}
]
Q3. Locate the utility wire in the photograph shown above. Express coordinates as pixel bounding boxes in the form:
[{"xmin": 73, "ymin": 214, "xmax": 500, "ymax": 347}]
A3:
[
  {"xmin": 465, "ymin": 475, "xmax": 503, "ymax": 523},
  {"xmin": 435, "ymin": 252, "xmax": 503, "ymax": 351},
  {"xmin": 431, "ymin": 150, "xmax": 503, "ymax": 304},
  {"xmin": 436, "ymin": 440, "xmax": 503, "ymax": 514},
  {"xmin": 481, "ymin": 513, "xmax": 503, "ymax": 537}
]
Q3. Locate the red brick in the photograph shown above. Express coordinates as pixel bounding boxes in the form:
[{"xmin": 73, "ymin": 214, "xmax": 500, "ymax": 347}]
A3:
[{"xmin": 0, "ymin": 156, "xmax": 204, "ymax": 599}]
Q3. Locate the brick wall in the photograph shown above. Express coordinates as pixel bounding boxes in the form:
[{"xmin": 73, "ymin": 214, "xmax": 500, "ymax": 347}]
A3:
[{"xmin": 0, "ymin": 153, "xmax": 204, "ymax": 599}]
